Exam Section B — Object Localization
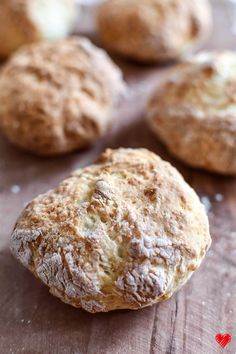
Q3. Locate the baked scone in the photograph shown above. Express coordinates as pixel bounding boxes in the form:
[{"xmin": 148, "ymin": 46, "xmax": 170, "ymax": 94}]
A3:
[
  {"xmin": 96, "ymin": 0, "xmax": 212, "ymax": 63},
  {"xmin": 147, "ymin": 51, "xmax": 236, "ymax": 175},
  {"xmin": 0, "ymin": 37, "xmax": 125, "ymax": 156},
  {"xmin": 0, "ymin": 0, "xmax": 77, "ymax": 58},
  {"xmin": 10, "ymin": 148, "xmax": 211, "ymax": 313}
]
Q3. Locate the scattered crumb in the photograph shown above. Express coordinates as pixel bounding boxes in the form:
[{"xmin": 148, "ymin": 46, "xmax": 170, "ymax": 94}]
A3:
[
  {"xmin": 11, "ymin": 185, "xmax": 21, "ymax": 194},
  {"xmin": 215, "ymin": 193, "xmax": 224, "ymax": 202}
]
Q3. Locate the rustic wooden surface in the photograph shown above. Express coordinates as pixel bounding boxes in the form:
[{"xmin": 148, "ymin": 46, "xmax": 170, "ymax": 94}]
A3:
[{"xmin": 1, "ymin": 1, "xmax": 236, "ymax": 353}]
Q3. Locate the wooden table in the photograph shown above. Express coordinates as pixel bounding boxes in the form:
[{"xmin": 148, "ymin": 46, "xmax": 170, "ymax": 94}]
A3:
[{"xmin": 1, "ymin": 1, "xmax": 236, "ymax": 353}]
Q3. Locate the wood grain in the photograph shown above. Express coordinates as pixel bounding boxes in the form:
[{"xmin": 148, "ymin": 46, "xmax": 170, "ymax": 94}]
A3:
[{"xmin": 1, "ymin": 1, "xmax": 236, "ymax": 353}]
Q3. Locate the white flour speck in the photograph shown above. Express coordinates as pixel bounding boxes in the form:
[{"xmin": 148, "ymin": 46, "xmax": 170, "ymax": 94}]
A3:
[
  {"xmin": 11, "ymin": 185, "xmax": 21, "ymax": 194},
  {"xmin": 215, "ymin": 193, "xmax": 224, "ymax": 202}
]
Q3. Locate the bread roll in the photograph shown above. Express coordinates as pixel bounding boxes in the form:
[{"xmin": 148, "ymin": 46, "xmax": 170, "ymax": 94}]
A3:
[
  {"xmin": 0, "ymin": 0, "xmax": 77, "ymax": 58},
  {"xmin": 0, "ymin": 37, "xmax": 125, "ymax": 156},
  {"xmin": 96, "ymin": 0, "xmax": 212, "ymax": 63},
  {"xmin": 147, "ymin": 51, "xmax": 236, "ymax": 175},
  {"xmin": 11, "ymin": 148, "xmax": 211, "ymax": 313}
]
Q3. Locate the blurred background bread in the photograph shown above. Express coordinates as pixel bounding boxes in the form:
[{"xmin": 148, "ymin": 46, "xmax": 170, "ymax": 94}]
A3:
[
  {"xmin": 147, "ymin": 51, "xmax": 236, "ymax": 175},
  {"xmin": 0, "ymin": 0, "xmax": 77, "ymax": 58},
  {"xmin": 0, "ymin": 37, "xmax": 125, "ymax": 156},
  {"xmin": 96, "ymin": 0, "xmax": 212, "ymax": 63}
]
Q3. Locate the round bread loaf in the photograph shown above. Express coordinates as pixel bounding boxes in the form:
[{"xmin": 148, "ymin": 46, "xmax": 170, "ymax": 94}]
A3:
[
  {"xmin": 0, "ymin": 37, "xmax": 125, "ymax": 156},
  {"xmin": 11, "ymin": 148, "xmax": 211, "ymax": 313},
  {"xmin": 147, "ymin": 51, "xmax": 236, "ymax": 175},
  {"xmin": 0, "ymin": 0, "xmax": 77, "ymax": 58},
  {"xmin": 96, "ymin": 0, "xmax": 212, "ymax": 63}
]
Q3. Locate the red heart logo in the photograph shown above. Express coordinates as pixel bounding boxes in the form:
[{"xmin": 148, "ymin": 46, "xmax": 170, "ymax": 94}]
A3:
[{"xmin": 215, "ymin": 333, "xmax": 231, "ymax": 348}]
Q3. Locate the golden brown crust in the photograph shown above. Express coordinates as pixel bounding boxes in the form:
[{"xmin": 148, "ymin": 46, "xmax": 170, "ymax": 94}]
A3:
[
  {"xmin": 0, "ymin": 37, "xmax": 125, "ymax": 156},
  {"xmin": 147, "ymin": 51, "xmax": 236, "ymax": 175},
  {"xmin": 96, "ymin": 0, "xmax": 212, "ymax": 63},
  {"xmin": 0, "ymin": 0, "xmax": 76, "ymax": 58},
  {"xmin": 11, "ymin": 148, "xmax": 211, "ymax": 313}
]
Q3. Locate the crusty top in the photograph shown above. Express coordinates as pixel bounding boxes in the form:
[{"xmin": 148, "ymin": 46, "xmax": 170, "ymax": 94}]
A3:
[
  {"xmin": 146, "ymin": 52, "xmax": 236, "ymax": 174},
  {"xmin": 96, "ymin": 0, "xmax": 212, "ymax": 62},
  {"xmin": 148, "ymin": 52, "xmax": 236, "ymax": 122},
  {"xmin": 11, "ymin": 148, "xmax": 211, "ymax": 313},
  {"xmin": 0, "ymin": 37, "xmax": 125, "ymax": 155}
]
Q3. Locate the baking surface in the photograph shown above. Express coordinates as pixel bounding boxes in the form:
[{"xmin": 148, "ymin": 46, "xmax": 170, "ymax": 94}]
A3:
[{"xmin": 1, "ymin": 2, "xmax": 236, "ymax": 353}]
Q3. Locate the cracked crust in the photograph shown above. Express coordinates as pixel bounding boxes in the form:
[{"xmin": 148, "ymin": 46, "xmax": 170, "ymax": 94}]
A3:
[
  {"xmin": 96, "ymin": 0, "xmax": 212, "ymax": 63},
  {"xmin": 0, "ymin": 37, "xmax": 125, "ymax": 156},
  {"xmin": 0, "ymin": 0, "xmax": 76, "ymax": 58},
  {"xmin": 10, "ymin": 148, "xmax": 211, "ymax": 313},
  {"xmin": 147, "ymin": 51, "xmax": 236, "ymax": 175}
]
